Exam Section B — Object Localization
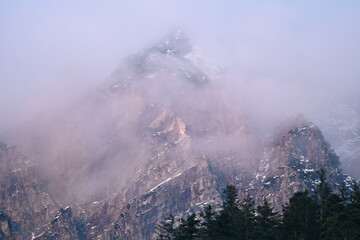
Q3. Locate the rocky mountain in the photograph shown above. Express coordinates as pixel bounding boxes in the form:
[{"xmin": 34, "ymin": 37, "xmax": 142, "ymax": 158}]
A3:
[
  {"xmin": 251, "ymin": 115, "xmax": 349, "ymax": 211},
  {"xmin": 2, "ymin": 114, "xmax": 351, "ymax": 239},
  {"xmin": 1, "ymin": 32, "xmax": 356, "ymax": 239},
  {"xmin": 0, "ymin": 143, "xmax": 58, "ymax": 239}
]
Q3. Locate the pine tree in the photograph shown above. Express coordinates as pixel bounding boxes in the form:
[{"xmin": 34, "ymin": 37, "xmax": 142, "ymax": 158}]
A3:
[
  {"xmin": 315, "ymin": 168, "xmax": 336, "ymax": 222},
  {"xmin": 238, "ymin": 195, "xmax": 256, "ymax": 240},
  {"xmin": 281, "ymin": 191, "xmax": 320, "ymax": 240},
  {"xmin": 156, "ymin": 182, "xmax": 360, "ymax": 240},
  {"xmin": 321, "ymin": 183, "xmax": 360, "ymax": 240},
  {"xmin": 209, "ymin": 185, "xmax": 242, "ymax": 240},
  {"xmin": 254, "ymin": 198, "xmax": 280, "ymax": 240},
  {"xmin": 156, "ymin": 215, "xmax": 176, "ymax": 240},
  {"xmin": 199, "ymin": 205, "xmax": 215, "ymax": 240},
  {"xmin": 223, "ymin": 185, "xmax": 238, "ymax": 209},
  {"xmin": 174, "ymin": 213, "xmax": 201, "ymax": 240},
  {"xmin": 339, "ymin": 182, "xmax": 350, "ymax": 205},
  {"xmin": 350, "ymin": 181, "xmax": 360, "ymax": 204},
  {"xmin": 314, "ymin": 167, "xmax": 344, "ymax": 238},
  {"xmin": 207, "ymin": 185, "xmax": 257, "ymax": 240}
]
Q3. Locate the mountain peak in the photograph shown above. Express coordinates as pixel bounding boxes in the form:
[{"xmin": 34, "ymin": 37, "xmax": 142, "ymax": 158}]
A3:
[
  {"xmin": 124, "ymin": 30, "xmax": 210, "ymax": 86},
  {"xmin": 153, "ymin": 29, "xmax": 192, "ymax": 56}
]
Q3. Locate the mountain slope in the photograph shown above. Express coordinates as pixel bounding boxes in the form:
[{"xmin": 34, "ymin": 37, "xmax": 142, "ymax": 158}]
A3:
[
  {"xmin": 251, "ymin": 115, "xmax": 349, "ymax": 211},
  {"xmin": 0, "ymin": 143, "xmax": 59, "ymax": 239},
  {"xmin": 79, "ymin": 116, "xmax": 351, "ymax": 239},
  {"xmin": 1, "ymin": 32, "xmax": 356, "ymax": 239}
]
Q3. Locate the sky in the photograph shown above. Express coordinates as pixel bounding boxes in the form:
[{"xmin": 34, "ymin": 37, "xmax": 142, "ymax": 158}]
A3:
[{"xmin": 0, "ymin": 0, "xmax": 359, "ymax": 132}]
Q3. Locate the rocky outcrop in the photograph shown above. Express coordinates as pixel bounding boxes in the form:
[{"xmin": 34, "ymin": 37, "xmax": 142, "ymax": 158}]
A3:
[
  {"xmin": 78, "ymin": 115, "xmax": 350, "ymax": 240},
  {"xmin": 33, "ymin": 206, "xmax": 87, "ymax": 240},
  {"xmin": 0, "ymin": 209, "xmax": 21, "ymax": 239},
  {"xmin": 251, "ymin": 116, "xmax": 348, "ymax": 211},
  {"xmin": 88, "ymin": 159, "xmax": 223, "ymax": 240},
  {"xmin": 0, "ymin": 142, "xmax": 59, "ymax": 239},
  {"xmin": 80, "ymin": 104, "xmax": 226, "ymax": 239}
]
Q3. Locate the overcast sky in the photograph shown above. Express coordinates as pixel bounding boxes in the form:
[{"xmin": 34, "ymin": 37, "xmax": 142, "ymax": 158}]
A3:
[{"xmin": 0, "ymin": 0, "xmax": 359, "ymax": 132}]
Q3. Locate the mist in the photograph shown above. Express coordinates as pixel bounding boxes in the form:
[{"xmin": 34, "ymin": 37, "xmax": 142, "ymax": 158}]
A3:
[
  {"xmin": 1, "ymin": 0, "xmax": 359, "ymax": 130},
  {"xmin": 1, "ymin": 1, "xmax": 360, "ymax": 200}
]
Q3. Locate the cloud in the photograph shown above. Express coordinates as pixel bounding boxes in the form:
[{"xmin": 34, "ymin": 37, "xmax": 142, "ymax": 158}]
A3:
[{"xmin": 0, "ymin": 0, "xmax": 359, "ymax": 198}]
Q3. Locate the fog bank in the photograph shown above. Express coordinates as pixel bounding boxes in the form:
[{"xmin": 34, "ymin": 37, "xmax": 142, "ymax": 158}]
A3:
[{"xmin": 1, "ymin": 1, "xmax": 359, "ymax": 198}]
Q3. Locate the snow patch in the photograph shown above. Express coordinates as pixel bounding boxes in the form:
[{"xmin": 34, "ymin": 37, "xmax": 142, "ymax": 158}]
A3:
[{"xmin": 149, "ymin": 172, "xmax": 183, "ymax": 192}]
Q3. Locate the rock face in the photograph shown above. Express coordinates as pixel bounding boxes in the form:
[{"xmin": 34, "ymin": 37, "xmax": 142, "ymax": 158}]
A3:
[
  {"xmin": 2, "ymin": 114, "xmax": 350, "ymax": 239},
  {"xmin": 0, "ymin": 32, "xmax": 355, "ymax": 239},
  {"xmin": 91, "ymin": 159, "xmax": 224, "ymax": 240},
  {"xmin": 34, "ymin": 206, "xmax": 87, "ymax": 240},
  {"xmin": 80, "ymin": 103, "xmax": 235, "ymax": 239},
  {"xmin": 251, "ymin": 115, "xmax": 346, "ymax": 211},
  {"xmin": 0, "ymin": 143, "xmax": 58, "ymax": 239}
]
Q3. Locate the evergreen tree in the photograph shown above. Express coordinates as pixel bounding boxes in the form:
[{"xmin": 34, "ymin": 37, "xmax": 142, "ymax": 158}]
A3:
[
  {"xmin": 174, "ymin": 213, "xmax": 201, "ymax": 240},
  {"xmin": 238, "ymin": 195, "xmax": 256, "ymax": 240},
  {"xmin": 281, "ymin": 191, "xmax": 320, "ymax": 240},
  {"xmin": 321, "ymin": 183, "xmax": 360, "ymax": 240},
  {"xmin": 321, "ymin": 206, "xmax": 360, "ymax": 240},
  {"xmin": 339, "ymin": 182, "xmax": 350, "ymax": 205},
  {"xmin": 223, "ymin": 185, "xmax": 238, "ymax": 209},
  {"xmin": 350, "ymin": 181, "xmax": 360, "ymax": 204},
  {"xmin": 156, "ymin": 215, "xmax": 176, "ymax": 240},
  {"xmin": 210, "ymin": 185, "xmax": 242, "ymax": 240},
  {"xmin": 314, "ymin": 167, "xmax": 344, "ymax": 238},
  {"xmin": 199, "ymin": 205, "xmax": 215, "ymax": 240},
  {"xmin": 315, "ymin": 168, "xmax": 338, "ymax": 222},
  {"xmin": 254, "ymin": 198, "xmax": 280, "ymax": 240},
  {"xmin": 210, "ymin": 191, "xmax": 256, "ymax": 240},
  {"xmin": 155, "ymin": 182, "xmax": 360, "ymax": 240},
  {"xmin": 201, "ymin": 205, "xmax": 215, "ymax": 224}
]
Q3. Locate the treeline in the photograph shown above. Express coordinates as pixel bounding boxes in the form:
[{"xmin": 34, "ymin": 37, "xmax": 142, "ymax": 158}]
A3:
[{"xmin": 156, "ymin": 170, "xmax": 360, "ymax": 240}]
